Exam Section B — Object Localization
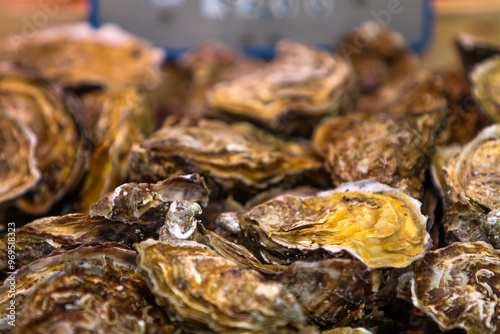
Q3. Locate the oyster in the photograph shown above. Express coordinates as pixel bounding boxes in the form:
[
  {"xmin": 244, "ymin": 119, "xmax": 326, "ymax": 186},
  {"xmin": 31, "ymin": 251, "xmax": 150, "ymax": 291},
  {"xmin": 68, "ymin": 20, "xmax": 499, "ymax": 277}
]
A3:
[
  {"xmin": 322, "ymin": 328, "xmax": 372, "ymax": 334},
  {"xmin": 236, "ymin": 180, "xmax": 431, "ymax": 269},
  {"xmin": 0, "ymin": 62, "xmax": 86, "ymax": 215},
  {"xmin": 1, "ymin": 23, "xmax": 164, "ymax": 90},
  {"xmin": 471, "ymin": 55, "xmax": 500, "ymax": 123},
  {"xmin": 410, "ymin": 241, "xmax": 500, "ymax": 334},
  {"xmin": 312, "ymin": 112, "xmax": 438, "ymax": 199},
  {"xmin": 79, "ymin": 88, "xmax": 154, "ymax": 211},
  {"xmin": 337, "ymin": 21, "xmax": 418, "ymax": 94},
  {"xmin": 456, "ymin": 32, "xmax": 500, "ymax": 72},
  {"xmin": 128, "ymin": 119, "xmax": 326, "ymax": 199},
  {"xmin": 206, "ymin": 40, "xmax": 356, "ymax": 136},
  {"xmin": 0, "ymin": 244, "xmax": 173, "ymax": 334},
  {"xmin": 444, "ymin": 124, "xmax": 500, "ymax": 211},
  {"xmin": 136, "ymin": 238, "xmax": 317, "ymax": 333}
]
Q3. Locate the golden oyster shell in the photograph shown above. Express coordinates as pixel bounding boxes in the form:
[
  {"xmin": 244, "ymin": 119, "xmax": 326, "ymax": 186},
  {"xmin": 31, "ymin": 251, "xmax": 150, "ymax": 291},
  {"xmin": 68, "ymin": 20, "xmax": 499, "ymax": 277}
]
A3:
[
  {"xmin": 444, "ymin": 124, "xmax": 500, "ymax": 211},
  {"xmin": 206, "ymin": 40, "xmax": 356, "ymax": 136},
  {"xmin": 0, "ymin": 62, "xmax": 86, "ymax": 214},
  {"xmin": 0, "ymin": 23, "xmax": 164, "ymax": 90},
  {"xmin": 79, "ymin": 88, "xmax": 154, "ymax": 211},
  {"xmin": 136, "ymin": 239, "xmax": 316, "ymax": 333},
  {"xmin": 410, "ymin": 241, "xmax": 500, "ymax": 334},
  {"xmin": 241, "ymin": 180, "xmax": 431, "ymax": 269},
  {"xmin": 471, "ymin": 55, "xmax": 500, "ymax": 123},
  {"xmin": 128, "ymin": 119, "xmax": 326, "ymax": 198}
]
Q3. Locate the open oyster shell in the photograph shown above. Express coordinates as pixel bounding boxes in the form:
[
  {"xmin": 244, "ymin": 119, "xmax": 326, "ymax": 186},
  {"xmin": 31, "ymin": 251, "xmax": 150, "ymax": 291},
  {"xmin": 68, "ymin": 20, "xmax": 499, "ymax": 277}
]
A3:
[
  {"xmin": 0, "ymin": 23, "xmax": 164, "ymax": 90},
  {"xmin": 471, "ymin": 55, "xmax": 500, "ymax": 123},
  {"xmin": 409, "ymin": 241, "xmax": 500, "ymax": 334},
  {"xmin": 0, "ymin": 243, "xmax": 174, "ymax": 334},
  {"xmin": 206, "ymin": 40, "xmax": 356, "ymax": 136},
  {"xmin": 136, "ymin": 239, "xmax": 317, "ymax": 333},
  {"xmin": 0, "ymin": 62, "xmax": 86, "ymax": 215},
  {"xmin": 238, "ymin": 180, "xmax": 431, "ymax": 269},
  {"xmin": 444, "ymin": 124, "xmax": 500, "ymax": 211},
  {"xmin": 79, "ymin": 88, "xmax": 154, "ymax": 211},
  {"xmin": 312, "ymin": 112, "xmax": 438, "ymax": 199},
  {"xmin": 129, "ymin": 119, "xmax": 326, "ymax": 199}
]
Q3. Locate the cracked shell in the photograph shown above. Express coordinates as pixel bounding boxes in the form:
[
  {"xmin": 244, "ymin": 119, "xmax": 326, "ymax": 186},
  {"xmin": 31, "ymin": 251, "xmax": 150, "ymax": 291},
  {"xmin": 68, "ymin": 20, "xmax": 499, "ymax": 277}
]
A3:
[
  {"xmin": 241, "ymin": 180, "xmax": 431, "ymax": 269},
  {"xmin": 206, "ymin": 40, "xmax": 356, "ymax": 136},
  {"xmin": 410, "ymin": 241, "xmax": 500, "ymax": 334}
]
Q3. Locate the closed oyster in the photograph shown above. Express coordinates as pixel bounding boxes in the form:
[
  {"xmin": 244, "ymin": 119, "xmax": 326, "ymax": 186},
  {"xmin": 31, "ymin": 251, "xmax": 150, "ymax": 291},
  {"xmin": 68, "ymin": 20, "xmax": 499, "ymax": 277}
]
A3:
[
  {"xmin": 410, "ymin": 241, "xmax": 500, "ymax": 334},
  {"xmin": 0, "ymin": 244, "xmax": 173, "ymax": 334},
  {"xmin": 471, "ymin": 55, "xmax": 500, "ymax": 123},
  {"xmin": 456, "ymin": 32, "xmax": 500, "ymax": 72},
  {"xmin": 129, "ymin": 119, "xmax": 326, "ymax": 199},
  {"xmin": 312, "ymin": 112, "xmax": 438, "ymax": 199},
  {"xmin": 337, "ymin": 21, "xmax": 418, "ymax": 94},
  {"xmin": 136, "ymin": 239, "xmax": 316, "ymax": 333},
  {"xmin": 206, "ymin": 40, "xmax": 356, "ymax": 136},
  {"xmin": 444, "ymin": 124, "xmax": 500, "ymax": 211},
  {"xmin": 237, "ymin": 180, "xmax": 431, "ymax": 269},
  {"xmin": 79, "ymin": 88, "xmax": 153, "ymax": 211},
  {"xmin": 0, "ymin": 62, "xmax": 86, "ymax": 215},
  {"xmin": 1, "ymin": 23, "xmax": 164, "ymax": 90}
]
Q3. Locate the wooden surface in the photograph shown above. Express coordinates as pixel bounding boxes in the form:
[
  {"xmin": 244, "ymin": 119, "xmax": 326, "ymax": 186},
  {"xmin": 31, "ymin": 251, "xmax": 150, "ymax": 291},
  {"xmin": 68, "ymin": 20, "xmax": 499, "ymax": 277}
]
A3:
[{"xmin": 1, "ymin": 0, "xmax": 500, "ymax": 69}]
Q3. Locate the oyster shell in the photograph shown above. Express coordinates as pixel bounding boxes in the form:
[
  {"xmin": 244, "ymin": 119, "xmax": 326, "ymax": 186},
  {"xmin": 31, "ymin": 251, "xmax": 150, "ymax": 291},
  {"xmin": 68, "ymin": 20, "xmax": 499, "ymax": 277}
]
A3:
[
  {"xmin": 1, "ymin": 23, "xmax": 164, "ymax": 90},
  {"xmin": 471, "ymin": 55, "xmax": 500, "ymax": 123},
  {"xmin": 136, "ymin": 239, "xmax": 317, "ymax": 333},
  {"xmin": 337, "ymin": 21, "xmax": 418, "ymax": 94},
  {"xmin": 206, "ymin": 40, "xmax": 356, "ymax": 136},
  {"xmin": 322, "ymin": 328, "xmax": 372, "ymax": 334},
  {"xmin": 456, "ymin": 32, "xmax": 500, "ymax": 72},
  {"xmin": 79, "ymin": 88, "xmax": 154, "ymax": 211},
  {"xmin": 0, "ymin": 61, "xmax": 86, "ymax": 215},
  {"xmin": 312, "ymin": 112, "xmax": 438, "ymax": 199},
  {"xmin": 238, "ymin": 180, "xmax": 431, "ymax": 269},
  {"xmin": 128, "ymin": 119, "xmax": 326, "ymax": 199},
  {"xmin": 444, "ymin": 124, "xmax": 500, "ymax": 211},
  {"xmin": 410, "ymin": 241, "xmax": 500, "ymax": 334},
  {"xmin": 0, "ymin": 243, "xmax": 173, "ymax": 334}
]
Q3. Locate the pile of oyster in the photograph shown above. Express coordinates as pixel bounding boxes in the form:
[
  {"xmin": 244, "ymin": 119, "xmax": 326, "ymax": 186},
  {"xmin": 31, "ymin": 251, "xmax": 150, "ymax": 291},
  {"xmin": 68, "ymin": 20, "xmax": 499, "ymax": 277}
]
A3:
[{"xmin": 0, "ymin": 21, "xmax": 499, "ymax": 333}]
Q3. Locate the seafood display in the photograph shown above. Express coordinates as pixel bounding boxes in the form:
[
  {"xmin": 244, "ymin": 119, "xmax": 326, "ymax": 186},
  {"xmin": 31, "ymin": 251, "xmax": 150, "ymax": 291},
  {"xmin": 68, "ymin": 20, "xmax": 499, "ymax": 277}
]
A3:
[{"xmin": 0, "ymin": 19, "xmax": 499, "ymax": 334}]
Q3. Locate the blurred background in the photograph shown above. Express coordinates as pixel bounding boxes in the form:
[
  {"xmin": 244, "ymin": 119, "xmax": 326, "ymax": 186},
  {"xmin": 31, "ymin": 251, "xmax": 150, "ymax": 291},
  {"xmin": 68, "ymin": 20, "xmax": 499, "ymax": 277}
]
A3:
[{"xmin": 1, "ymin": 0, "xmax": 500, "ymax": 68}]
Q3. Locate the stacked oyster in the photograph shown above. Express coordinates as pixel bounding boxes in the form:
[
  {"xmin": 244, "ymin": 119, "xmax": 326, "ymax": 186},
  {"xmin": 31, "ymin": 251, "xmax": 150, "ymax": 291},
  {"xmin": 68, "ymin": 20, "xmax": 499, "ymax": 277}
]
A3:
[{"xmin": 0, "ymin": 20, "xmax": 499, "ymax": 334}]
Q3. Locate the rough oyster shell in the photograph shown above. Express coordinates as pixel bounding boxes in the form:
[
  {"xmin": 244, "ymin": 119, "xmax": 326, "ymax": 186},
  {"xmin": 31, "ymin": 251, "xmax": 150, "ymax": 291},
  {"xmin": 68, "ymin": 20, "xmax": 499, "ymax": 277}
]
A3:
[
  {"xmin": 0, "ymin": 62, "xmax": 86, "ymax": 214},
  {"xmin": 128, "ymin": 119, "xmax": 326, "ymax": 199},
  {"xmin": 471, "ymin": 55, "xmax": 500, "ymax": 123},
  {"xmin": 456, "ymin": 32, "xmax": 500, "ymax": 73},
  {"xmin": 444, "ymin": 124, "xmax": 500, "ymax": 211},
  {"xmin": 410, "ymin": 241, "xmax": 500, "ymax": 334},
  {"xmin": 206, "ymin": 40, "xmax": 356, "ymax": 136},
  {"xmin": 337, "ymin": 21, "xmax": 418, "ymax": 94},
  {"xmin": 136, "ymin": 239, "xmax": 317, "ymax": 333},
  {"xmin": 0, "ymin": 23, "xmax": 164, "ymax": 90},
  {"xmin": 239, "ymin": 180, "xmax": 431, "ymax": 269},
  {"xmin": 0, "ymin": 243, "xmax": 174, "ymax": 334},
  {"xmin": 312, "ymin": 112, "xmax": 438, "ymax": 199},
  {"xmin": 79, "ymin": 88, "xmax": 154, "ymax": 211}
]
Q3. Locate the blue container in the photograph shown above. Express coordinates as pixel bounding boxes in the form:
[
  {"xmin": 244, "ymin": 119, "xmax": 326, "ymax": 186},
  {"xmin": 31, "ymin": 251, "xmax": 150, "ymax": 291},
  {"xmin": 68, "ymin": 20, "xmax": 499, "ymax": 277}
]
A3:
[{"xmin": 89, "ymin": 0, "xmax": 433, "ymax": 61}]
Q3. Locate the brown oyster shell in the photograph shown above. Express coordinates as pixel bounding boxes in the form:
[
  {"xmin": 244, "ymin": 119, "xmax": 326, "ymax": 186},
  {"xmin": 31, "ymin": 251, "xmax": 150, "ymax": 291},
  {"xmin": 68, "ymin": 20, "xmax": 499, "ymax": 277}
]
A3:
[
  {"xmin": 312, "ymin": 112, "xmax": 438, "ymax": 199},
  {"xmin": 0, "ymin": 243, "xmax": 174, "ymax": 334},
  {"xmin": 471, "ymin": 55, "xmax": 500, "ymax": 123},
  {"xmin": 337, "ymin": 21, "xmax": 418, "ymax": 94},
  {"xmin": 206, "ymin": 40, "xmax": 356, "ymax": 136},
  {"xmin": 0, "ymin": 61, "xmax": 86, "ymax": 214},
  {"xmin": 240, "ymin": 180, "xmax": 431, "ymax": 269},
  {"xmin": 0, "ymin": 23, "xmax": 164, "ymax": 90},
  {"xmin": 79, "ymin": 88, "xmax": 154, "ymax": 211},
  {"xmin": 444, "ymin": 124, "xmax": 500, "ymax": 211},
  {"xmin": 128, "ymin": 119, "xmax": 326, "ymax": 199},
  {"xmin": 410, "ymin": 241, "xmax": 500, "ymax": 334},
  {"xmin": 456, "ymin": 32, "xmax": 500, "ymax": 73},
  {"xmin": 136, "ymin": 239, "xmax": 317, "ymax": 333}
]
